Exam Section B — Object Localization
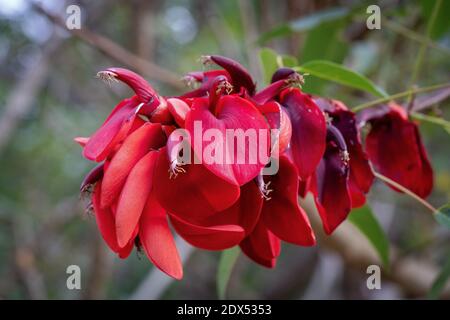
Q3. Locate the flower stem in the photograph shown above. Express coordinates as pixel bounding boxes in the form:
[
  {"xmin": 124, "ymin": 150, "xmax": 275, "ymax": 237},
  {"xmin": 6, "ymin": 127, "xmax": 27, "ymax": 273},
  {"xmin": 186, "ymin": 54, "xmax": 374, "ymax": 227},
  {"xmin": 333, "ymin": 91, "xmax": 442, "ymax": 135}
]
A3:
[
  {"xmin": 352, "ymin": 83, "xmax": 450, "ymax": 112},
  {"xmin": 373, "ymin": 171, "xmax": 436, "ymax": 213},
  {"xmin": 407, "ymin": 0, "xmax": 443, "ymax": 103}
]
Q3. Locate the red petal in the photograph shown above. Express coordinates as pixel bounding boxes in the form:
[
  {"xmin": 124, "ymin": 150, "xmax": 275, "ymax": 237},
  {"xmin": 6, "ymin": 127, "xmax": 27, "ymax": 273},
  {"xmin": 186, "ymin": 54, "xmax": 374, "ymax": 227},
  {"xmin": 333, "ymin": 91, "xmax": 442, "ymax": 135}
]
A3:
[
  {"xmin": 115, "ymin": 151, "xmax": 158, "ymax": 247},
  {"xmin": 366, "ymin": 108, "xmax": 433, "ymax": 198},
  {"xmin": 92, "ymin": 181, "xmax": 120, "ymax": 252},
  {"xmin": 201, "ymin": 181, "xmax": 263, "ymax": 236},
  {"xmin": 103, "ymin": 67, "xmax": 159, "ymax": 105},
  {"xmin": 139, "ymin": 194, "xmax": 183, "ymax": 279},
  {"xmin": 185, "ymin": 95, "xmax": 270, "ymax": 186},
  {"xmin": 154, "ymin": 147, "xmax": 240, "ymax": 221},
  {"xmin": 169, "ymin": 213, "xmax": 245, "ymax": 250},
  {"xmin": 74, "ymin": 137, "xmax": 89, "ymax": 147},
  {"xmin": 167, "ymin": 98, "xmax": 190, "ymax": 127},
  {"xmin": 262, "ymin": 156, "xmax": 316, "ymax": 245},
  {"xmin": 280, "ymin": 89, "xmax": 326, "ymax": 179},
  {"xmin": 83, "ymin": 96, "xmax": 140, "ymax": 161},
  {"xmin": 101, "ymin": 122, "xmax": 165, "ymax": 208},
  {"xmin": 240, "ymin": 220, "xmax": 281, "ymax": 268}
]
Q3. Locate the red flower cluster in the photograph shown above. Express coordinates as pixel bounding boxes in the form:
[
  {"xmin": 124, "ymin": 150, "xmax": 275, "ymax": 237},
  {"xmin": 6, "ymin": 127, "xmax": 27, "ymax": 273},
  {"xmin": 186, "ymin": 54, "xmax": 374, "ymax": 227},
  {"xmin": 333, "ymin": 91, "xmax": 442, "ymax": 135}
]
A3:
[{"xmin": 76, "ymin": 56, "xmax": 433, "ymax": 279}]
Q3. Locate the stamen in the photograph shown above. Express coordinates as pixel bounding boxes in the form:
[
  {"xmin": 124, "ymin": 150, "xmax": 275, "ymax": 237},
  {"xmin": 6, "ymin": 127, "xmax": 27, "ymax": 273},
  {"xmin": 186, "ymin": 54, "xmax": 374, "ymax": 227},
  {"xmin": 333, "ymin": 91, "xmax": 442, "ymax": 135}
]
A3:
[
  {"xmin": 96, "ymin": 70, "xmax": 119, "ymax": 86},
  {"xmin": 324, "ymin": 112, "xmax": 333, "ymax": 125},
  {"xmin": 216, "ymin": 80, "xmax": 233, "ymax": 95},
  {"xmin": 181, "ymin": 75, "xmax": 199, "ymax": 88},
  {"xmin": 168, "ymin": 160, "xmax": 186, "ymax": 179},
  {"xmin": 340, "ymin": 150, "xmax": 350, "ymax": 166},
  {"xmin": 257, "ymin": 175, "xmax": 273, "ymax": 201},
  {"xmin": 284, "ymin": 72, "xmax": 305, "ymax": 88},
  {"xmin": 200, "ymin": 55, "xmax": 213, "ymax": 66}
]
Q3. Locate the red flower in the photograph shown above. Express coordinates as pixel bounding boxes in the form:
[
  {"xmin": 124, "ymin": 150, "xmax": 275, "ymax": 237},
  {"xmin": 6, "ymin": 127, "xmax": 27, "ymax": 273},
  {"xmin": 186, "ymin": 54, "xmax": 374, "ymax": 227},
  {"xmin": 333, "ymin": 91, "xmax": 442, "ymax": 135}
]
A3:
[
  {"xmin": 76, "ymin": 58, "xmax": 434, "ymax": 278},
  {"xmin": 363, "ymin": 103, "xmax": 433, "ymax": 198}
]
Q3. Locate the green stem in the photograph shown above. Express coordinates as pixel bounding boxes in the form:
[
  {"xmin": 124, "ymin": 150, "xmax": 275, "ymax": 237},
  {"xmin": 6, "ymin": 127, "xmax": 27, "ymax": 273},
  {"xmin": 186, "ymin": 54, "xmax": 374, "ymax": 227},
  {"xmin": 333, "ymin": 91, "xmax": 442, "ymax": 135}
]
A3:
[
  {"xmin": 352, "ymin": 83, "xmax": 450, "ymax": 112},
  {"xmin": 382, "ymin": 19, "xmax": 450, "ymax": 56},
  {"xmin": 373, "ymin": 171, "xmax": 436, "ymax": 213},
  {"xmin": 411, "ymin": 112, "xmax": 450, "ymax": 128},
  {"xmin": 408, "ymin": 0, "xmax": 443, "ymax": 102}
]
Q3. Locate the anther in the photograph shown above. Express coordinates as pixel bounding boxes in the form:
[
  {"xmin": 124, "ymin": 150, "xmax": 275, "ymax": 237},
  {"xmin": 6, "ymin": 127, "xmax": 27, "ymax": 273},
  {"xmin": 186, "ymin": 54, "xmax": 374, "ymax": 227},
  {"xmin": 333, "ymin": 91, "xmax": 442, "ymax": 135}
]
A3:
[
  {"xmin": 96, "ymin": 70, "xmax": 119, "ymax": 86},
  {"xmin": 257, "ymin": 174, "xmax": 273, "ymax": 201},
  {"xmin": 168, "ymin": 160, "xmax": 186, "ymax": 179}
]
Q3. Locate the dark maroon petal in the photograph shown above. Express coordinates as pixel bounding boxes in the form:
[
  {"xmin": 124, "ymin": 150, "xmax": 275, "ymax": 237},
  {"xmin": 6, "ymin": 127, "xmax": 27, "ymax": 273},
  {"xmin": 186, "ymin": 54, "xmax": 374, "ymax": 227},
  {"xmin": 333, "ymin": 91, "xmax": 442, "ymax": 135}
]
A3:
[
  {"xmin": 366, "ymin": 107, "xmax": 433, "ymax": 198},
  {"xmin": 204, "ymin": 55, "xmax": 256, "ymax": 95},
  {"xmin": 80, "ymin": 163, "xmax": 104, "ymax": 192},
  {"xmin": 312, "ymin": 141, "xmax": 351, "ymax": 235},
  {"xmin": 271, "ymin": 67, "xmax": 296, "ymax": 83}
]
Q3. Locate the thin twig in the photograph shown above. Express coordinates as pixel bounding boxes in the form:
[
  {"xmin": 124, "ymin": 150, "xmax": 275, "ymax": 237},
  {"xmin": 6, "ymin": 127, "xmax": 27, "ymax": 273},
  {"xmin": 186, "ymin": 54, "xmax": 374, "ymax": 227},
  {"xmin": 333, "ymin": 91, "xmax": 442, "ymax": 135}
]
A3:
[
  {"xmin": 352, "ymin": 83, "xmax": 450, "ymax": 112},
  {"xmin": 32, "ymin": 3, "xmax": 184, "ymax": 91}
]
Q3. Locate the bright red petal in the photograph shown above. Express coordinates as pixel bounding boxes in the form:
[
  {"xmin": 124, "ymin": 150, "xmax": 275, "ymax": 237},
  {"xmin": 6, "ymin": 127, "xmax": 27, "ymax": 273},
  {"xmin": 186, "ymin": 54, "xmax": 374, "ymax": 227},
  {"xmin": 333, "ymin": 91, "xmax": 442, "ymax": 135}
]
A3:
[
  {"xmin": 115, "ymin": 151, "xmax": 158, "ymax": 247},
  {"xmin": 154, "ymin": 147, "xmax": 241, "ymax": 221},
  {"xmin": 169, "ymin": 213, "xmax": 245, "ymax": 250},
  {"xmin": 262, "ymin": 156, "xmax": 316, "ymax": 245},
  {"xmin": 139, "ymin": 194, "xmax": 183, "ymax": 279},
  {"xmin": 240, "ymin": 221, "xmax": 281, "ymax": 268},
  {"xmin": 280, "ymin": 89, "xmax": 326, "ymax": 179},
  {"xmin": 83, "ymin": 96, "xmax": 140, "ymax": 162},
  {"xmin": 92, "ymin": 181, "xmax": 120, "ymax": 252},
  {"xmin": 101, "ymin": 122, "xmax": 165, "ymax": 208},
  {"xmin": 185, "ymin": 95, "xmax": 270, "ymax": 186}
]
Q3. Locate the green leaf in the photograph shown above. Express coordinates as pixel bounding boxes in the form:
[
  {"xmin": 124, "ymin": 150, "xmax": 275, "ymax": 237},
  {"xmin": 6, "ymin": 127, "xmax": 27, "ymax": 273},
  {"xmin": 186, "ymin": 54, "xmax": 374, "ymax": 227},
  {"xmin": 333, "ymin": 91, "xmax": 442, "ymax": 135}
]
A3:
[
  {"xmin": 258, "ymin": 48, "xmax": 298, "ymax": 85},
  {"xmin": 300, "ymin": 19, "xmax": 349, "ymax": 94},
  {"xmin": 281, "ymin": 55, "xmax": 298, "ymax": 68},
  {"xmin": 428, "ymin": 253, "xmax": 450, "ymax": 299},
  {"xmin": 420, "ymin": 0, "xmax": 450, "ymax": 39},
  {"xmin": 259, "ymin": 48, "xmax": 279, "ymax": 85},
  {"xmin": 295, "ymin": 60, "xmax": 388, "ymax": 97},
  {"xmin": 434, "ymin": 204, "xmax": 450, "ymax": 229},
  {"xmin": 217, "ymin": 247, "xmax": 240, "ymax": 299},
  {"xmin": 257, "ymin": 7, "xmax": 350, "ymax": 44},
  {"xmin": 348, "ymin": 206, "xmax": 390, "ymax": 269}
]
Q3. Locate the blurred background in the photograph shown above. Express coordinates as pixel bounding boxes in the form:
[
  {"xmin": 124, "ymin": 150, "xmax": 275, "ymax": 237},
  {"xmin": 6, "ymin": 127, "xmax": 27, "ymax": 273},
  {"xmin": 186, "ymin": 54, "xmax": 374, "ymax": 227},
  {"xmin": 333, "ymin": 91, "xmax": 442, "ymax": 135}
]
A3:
[{"xmin": 0, "ymin": 0, "xmax": 449, "ymax": 299}]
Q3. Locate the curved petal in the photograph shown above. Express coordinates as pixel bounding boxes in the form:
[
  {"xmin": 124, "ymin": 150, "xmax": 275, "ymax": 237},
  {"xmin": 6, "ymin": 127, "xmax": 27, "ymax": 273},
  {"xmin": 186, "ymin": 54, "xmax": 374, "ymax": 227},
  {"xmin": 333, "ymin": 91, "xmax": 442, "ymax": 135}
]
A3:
[
  {"xmin": 280, "ymin": 89, "xmax": 326, "ymax": 179},
  {"xmin": 101, "ymin": 67, "xmax": 159, "ymax": 105},
  {"xmin": 169, "ymin": 213, "xmax": 245, "ymax": 250},
  {"xmin": 92, "ymin": 181, "xmax": 120, "ymax": 252},
  {"xmin": 139, "ymin": 194, "xmax": 183, "ymax": 279},
  {"xmin": 201, "ymin": 181, "xmax": 263, "ymax": 236},
  {"xmin": 101, "ymin": 122, "xmax": 165, "ymax": 208},
  {"xmin": 185, "ymin": 95, "xmax": 270, "ymax": 186},
  {"xmin": 366, "ymin": 108, "xmax": 433, "ymax": 198},
  {"xmin": 311, "ymin": 143, "xmax": 351, "ymax": 235},
  {"xmin": 115, "ymin": 151, "xmax": 158, "ymax": 247},
  {"xmin": 240, "ymin": 221, "xmax": 281, "ymax": 268},
  {"xmin": 154, "ymin": 147, "xmax": 241, "ymax": 221},
  {"xmin": 83, "ymin": 96, "xmax": 140, "ymax": 162},
  {"xmin": 328, "ymin": 107, "xmax": 374, "ymax": 208},
  {"xmin": 261, "ymin": 156, "xmax": 316, "ymax": 246},
  {"xmin": 205, "ymin": 55, "xmax": 255, "ymax": 95},
  {"xmin": 80, "ymin": 163, "xmax": 104, "ymax": 192}
]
